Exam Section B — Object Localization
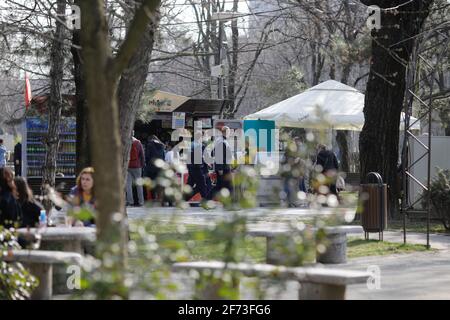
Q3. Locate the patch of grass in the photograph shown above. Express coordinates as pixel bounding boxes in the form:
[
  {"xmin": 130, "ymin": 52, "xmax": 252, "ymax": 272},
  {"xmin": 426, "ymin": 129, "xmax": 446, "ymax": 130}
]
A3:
[
  {"xmin": 386, "ymin": 220, "xmax": 450, "ymax": 234},
  {"xmin": 129, "ymin": 220, "xmax": 434, "ymax": 266},
  {"xmin": 188, "ymin": 238, "xmax": 266, "ymax": 263},
  {"xmin": 347, "ymin": 237, "xmax": 431, "ymax": 259},
  {"xmin": 129, "ymin": 220, "xmax": 267, "ymax": 263},
  {"xmin": 346, "ymin": 216, "xmax": 450, "ymax": 234}
]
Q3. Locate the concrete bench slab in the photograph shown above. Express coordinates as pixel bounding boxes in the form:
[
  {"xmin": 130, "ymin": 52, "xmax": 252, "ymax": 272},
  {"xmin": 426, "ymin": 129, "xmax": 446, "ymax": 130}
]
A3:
[
  {"xmin": 4, "ymin": 250, "xmax": 82, "ymax": 300},
  {"xmin": 17, "ymin": 227, "xmax": 96, "ymax": 295},
  {"xmin": 247, "ymin": 225, "xmax": 363, "ymax": 265},
  {"xmin": 17, "ymin": 227, "xmax": 96, "ymax": 253},
  {"xmin": 172, "ymin": 261, "xmax": 370, "ymax": 300}
]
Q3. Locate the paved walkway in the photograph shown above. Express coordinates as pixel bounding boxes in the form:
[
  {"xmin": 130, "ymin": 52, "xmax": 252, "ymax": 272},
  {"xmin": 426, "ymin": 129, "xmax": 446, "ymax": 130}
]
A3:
[
  {"xmin": 336, "ymin": 249, "xmax": 450, "ymax": 299},
  {"xmin": 53, "ymin": 206, "xmax": 450, "ymax": 300},
  {"xmin": 126, "ymin": 205, "xmax": 358, "ymax": 225},
  {"xmin": 125, "ymin": 206, "xmax": 450, "ymax": 300}
]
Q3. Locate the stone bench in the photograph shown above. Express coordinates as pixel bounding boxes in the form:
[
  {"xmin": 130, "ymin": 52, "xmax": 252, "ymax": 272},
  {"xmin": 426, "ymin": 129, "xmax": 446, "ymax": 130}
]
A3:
[
  {"xmin": 247, "ymin": 225, "xmax": 363, "ymax": 265},
  {"xmin": 3, "ymin": 250, "xmax": 82, "ymax": 300},
  {"xmin": 172, "ymin": 261, "xmax": 370, "ymax": 300},
  {"xmin": 17, "ymin": 227, "xmax": 96, "ymax": 294},
  {"xmin": 17, "ymin": 227, "xmax": 96, "ymax": 254}
]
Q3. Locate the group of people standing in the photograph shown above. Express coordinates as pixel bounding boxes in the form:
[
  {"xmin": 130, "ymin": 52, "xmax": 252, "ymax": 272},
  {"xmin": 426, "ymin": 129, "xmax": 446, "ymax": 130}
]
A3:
[
  {"xmin": 186, "ymin": 126, "xmax": 233, "ymax": 201},
  {"xmin": 125, "ymin": 131, "xmax": 165, "ymax": 206},
  {"xmin": 126, "ymin": 127, "xmax": 235, "ymax": 206}
]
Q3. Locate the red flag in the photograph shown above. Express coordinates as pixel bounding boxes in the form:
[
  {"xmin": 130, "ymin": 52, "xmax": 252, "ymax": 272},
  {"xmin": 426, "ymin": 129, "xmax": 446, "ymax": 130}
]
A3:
[{"xmin": 25, "ymin": 73, "xmax": 32, "ymax": 110}]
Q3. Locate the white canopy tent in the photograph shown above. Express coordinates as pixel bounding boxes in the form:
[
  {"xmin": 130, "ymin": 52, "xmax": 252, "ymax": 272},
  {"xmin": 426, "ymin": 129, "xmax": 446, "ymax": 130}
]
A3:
[{"xmin": 244, "ymin": 80, "xmax": 420, "ymax": 131}]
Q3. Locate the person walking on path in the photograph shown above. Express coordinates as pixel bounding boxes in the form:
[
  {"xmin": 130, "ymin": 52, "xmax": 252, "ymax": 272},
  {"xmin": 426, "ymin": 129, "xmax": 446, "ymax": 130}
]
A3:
[
  {"xmin": 315, "ymin": 144, "xmax": 339, "ymax": 196},
  {"xmin": 212, "ymin": 126, "xmax": 233, "ymax": 198},
  {"xmin": 126, "ymin": 132, "xmax": 146, "ymax": 206},
  {"xmin": 187, "ymin": 130, "xmax": 209, "ymax": 199},
  {"xmin": 144, "ymin": 134, "xmax": 165, "ymax": 180},
  {"xmin": 0, "ymin": 139, "xmax": 8, "ymax": 169}
]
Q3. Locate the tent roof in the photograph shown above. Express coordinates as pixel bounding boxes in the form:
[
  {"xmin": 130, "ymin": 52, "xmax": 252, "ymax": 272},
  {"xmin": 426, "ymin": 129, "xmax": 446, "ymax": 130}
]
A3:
[{"xmin": 244, "ymin": 80, "xmax": 419, "ymax": 131}]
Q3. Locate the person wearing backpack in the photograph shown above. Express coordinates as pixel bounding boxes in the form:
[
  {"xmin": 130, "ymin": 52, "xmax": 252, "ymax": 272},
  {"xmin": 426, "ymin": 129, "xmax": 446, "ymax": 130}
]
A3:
[{"xmin": 126, "ymin": 131, "xmax": 146, "ymax": 206}]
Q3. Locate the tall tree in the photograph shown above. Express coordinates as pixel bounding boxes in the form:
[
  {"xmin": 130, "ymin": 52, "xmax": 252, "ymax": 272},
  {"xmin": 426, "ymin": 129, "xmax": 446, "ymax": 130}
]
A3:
[
  {"xmin": 42, "ymin": 0, "xmax": 66, "ymax": 207},
  {"xmin": 71, "ymin": 2, "xmax": 91, "ymax": 175},
  {"xmin": 118, "ymin": 0, "xmax": 160, "ymax": 185},
  {"xmin": 78, "ymin": 0, "xmax": 160, "ymax": 297},
  {"xmin": 359, "ymin": 0, "xmax": 434, "ymax": 215}
]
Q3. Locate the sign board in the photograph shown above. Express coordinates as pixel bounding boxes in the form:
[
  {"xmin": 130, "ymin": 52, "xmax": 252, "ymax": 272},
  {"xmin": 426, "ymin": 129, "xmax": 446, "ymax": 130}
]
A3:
[
  {"xmin": 148, "ymin": 90, "xmax": 189, "ymax": 112},
  {"xmin": 172, "ymin": 112, "xmax": 186, "ymax": 129},
  {"xmin": 211, "ymin": 65, "xmax": 225, "ymax": 78},
  {"xmin": 198, "ymin": 118, "xmax": 212, "ymax": 128}
]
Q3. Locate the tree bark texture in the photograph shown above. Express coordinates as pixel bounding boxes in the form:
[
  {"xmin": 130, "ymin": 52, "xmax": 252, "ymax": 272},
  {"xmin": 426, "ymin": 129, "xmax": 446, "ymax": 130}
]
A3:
[
  {"xmin": 119, "ymin": 4, "xmax": 160, "ymax": 186},
  {"xmin": 79, "ymin": 0, "xmax": 160, "ymax": 297},
  {"xmin": 224, "ymin": 0, "xmax": 239, "ymax": 117},
  {"xmin": 79, "ymin": 0, "xmax": 124, "ymax": 247},
  {"xmin": 42, "ymin": 0, "xmax": 66, "ymax": 205},
  {"xmin": 359, "ymin": 0, "xmax": 434, "ymax": 215},
  {"xmin": 71, "ymin": 10, "xmax": 91, "ymax": 175},
  {"xmin": 336, "ymin": 130, "xmax": 350, "ymax": 173}
]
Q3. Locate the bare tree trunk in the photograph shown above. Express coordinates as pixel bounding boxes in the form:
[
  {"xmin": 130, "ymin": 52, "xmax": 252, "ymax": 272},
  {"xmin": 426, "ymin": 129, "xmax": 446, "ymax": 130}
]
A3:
[
  {"xmin": 71, "ymin": 13, "xmax": 91, "ymax": 175},
  {"xmin": 336, "ymin": 130, "xmax": 350, "ymax": 173},
  {"xmin": 359, "ymin": 0, "xmax": 433, "ymax": 216},
  {"xmin": 337, "ymin": 65, "xmax": 353, "ymax": 174},
  {"xmin": 79, "ymin": 2, "xmax": 127, "ymax": 299},
  {"xmin": 225, "ymin": 0, "xmax": 239, "ymax": 117},
  {"xmin": 341, "ymin": 64, "xmax": 352, "ymax": 86},
  {"xmin": 79, "ymin": 0, "xmax": 160, "ymax": 298},
  {"xmin": 42, "ymin": 0, "xmax": 66, "ymax": 210},
  {"xmin": 119, "ymin": 4, "xmax": 160, "ymax": 186}
]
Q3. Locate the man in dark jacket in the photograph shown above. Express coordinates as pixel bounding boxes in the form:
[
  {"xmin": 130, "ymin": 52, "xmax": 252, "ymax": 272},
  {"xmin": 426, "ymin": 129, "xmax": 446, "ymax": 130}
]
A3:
[
  {"xmin": 315, "ymin": 144, "xmax": 339, "ymax": 195},
  {"xmin": 187, "ymin": 131, "xmax": 209, "ymax": 199},
  {"xmin": 212, "ymin": 126, "xmax": 233, "ymax": 198},
  {"xmin": 126, "ymin": 131, "xmax": 146, "ymax": 206},
  {"xmin": 144, "ymin": 135, "xmax": 165, "ymax": 180},
  {"xmin": 14, "ymin": 142, "xmax": 22, "ymax": 177}
]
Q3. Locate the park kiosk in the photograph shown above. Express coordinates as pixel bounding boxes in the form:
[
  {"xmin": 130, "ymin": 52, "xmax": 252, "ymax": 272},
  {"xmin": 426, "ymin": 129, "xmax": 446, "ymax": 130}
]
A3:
[
  {"xmin": 133, "ymin": 91, "xmax": 232, "ymax": 202},
  {"xmin": 21, "ymin": 95, "xmax": 77, "ymax": 196},
  {"xmin": 134, "ymin": 90, "xmax": 231, "ymax": 144}
]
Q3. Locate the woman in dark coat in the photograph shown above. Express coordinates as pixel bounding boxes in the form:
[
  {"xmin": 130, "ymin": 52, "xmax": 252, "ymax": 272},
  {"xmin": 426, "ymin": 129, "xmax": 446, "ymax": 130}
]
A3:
[
  {"xmin": 14, "ymin": 176, "xmax": 42, "ymax": 228},
  {"xmin": 0, "ymin": 167, "xmax": 22, "ymax": 228}
]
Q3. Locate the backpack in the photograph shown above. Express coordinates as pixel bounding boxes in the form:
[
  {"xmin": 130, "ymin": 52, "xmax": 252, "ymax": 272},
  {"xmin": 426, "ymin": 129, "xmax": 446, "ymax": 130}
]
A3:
[{"xmin": 130, "ymin": 140, "xmax": 139, "ymax": 162}]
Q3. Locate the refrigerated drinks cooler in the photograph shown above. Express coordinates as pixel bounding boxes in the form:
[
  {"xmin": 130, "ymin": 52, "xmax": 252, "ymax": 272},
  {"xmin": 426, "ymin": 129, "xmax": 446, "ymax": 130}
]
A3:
[{"xmin": 22, "ymin": 117, "xmax": 76, "ymax": 178}]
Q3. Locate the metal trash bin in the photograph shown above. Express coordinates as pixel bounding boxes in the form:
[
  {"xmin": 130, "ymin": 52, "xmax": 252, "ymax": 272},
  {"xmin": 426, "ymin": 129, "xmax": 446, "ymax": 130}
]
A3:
[{"xmin": 360, "ymin": 172, "xmax": 388, "ymax": 240}]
